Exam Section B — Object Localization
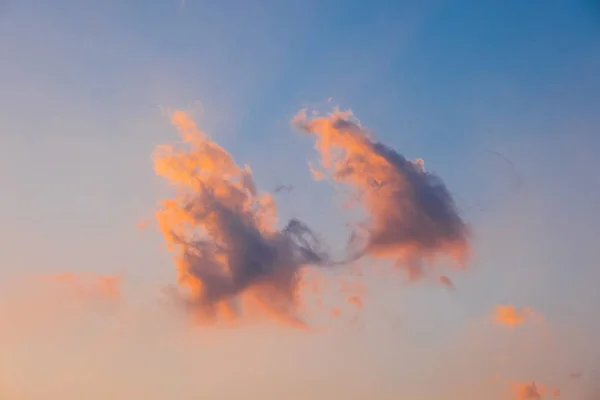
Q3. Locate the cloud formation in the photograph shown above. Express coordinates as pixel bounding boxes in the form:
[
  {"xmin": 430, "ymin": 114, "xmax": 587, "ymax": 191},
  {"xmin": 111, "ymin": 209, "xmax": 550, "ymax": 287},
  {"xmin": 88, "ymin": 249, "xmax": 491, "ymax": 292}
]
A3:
[
  {"xmin": 153, "ymin": 106, "xmax": 473, "ymax": 328},
  {"xmin": 439, "ymin": 275, "xmax": 454, "ymax": 289},
  {"xmin": 511, "ymin": 381, "xmax": 560, "ymax": 399},
  {"xmin": 493, "ymin": 305, "xmax": 539, "ymax": 327},
  {"xmin": 292, "ymin": 108, "xmax": 469, "ymax": 280},
  {"xmin": 154, "ymin": 110, "xmax": 329, "ymax": 327}
]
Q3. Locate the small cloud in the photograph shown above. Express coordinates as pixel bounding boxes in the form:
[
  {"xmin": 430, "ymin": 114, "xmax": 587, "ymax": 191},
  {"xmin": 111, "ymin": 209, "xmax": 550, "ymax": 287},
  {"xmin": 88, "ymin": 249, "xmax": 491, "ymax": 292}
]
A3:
[
  {"xmin": 513, "ymin": 381, "xmax": 542, "ymax": 400},
  {"xmin": 493, "ymin": 305, "xmax": 539, "ymax": 327},
  {"xmin": 511, "ymin": 380, "xmax": 560, "ymax": 400},
  {"xmin": 439, "ymin": 275, "xmax": 454, "ymax": 289},
  {"xmin": 274, "ymin": 184, "xmax": 294, "ymax": 193},
  {"xmin": 347, "ymin": 295, "xmax": 364, "ymax": 309},
  {"xmin": 569, "ymin": 371, "xmax": 582, "ymax": 379},
  {"xmin": 307, "ymin": 161, "xmax": 327, "ymax": 181}
]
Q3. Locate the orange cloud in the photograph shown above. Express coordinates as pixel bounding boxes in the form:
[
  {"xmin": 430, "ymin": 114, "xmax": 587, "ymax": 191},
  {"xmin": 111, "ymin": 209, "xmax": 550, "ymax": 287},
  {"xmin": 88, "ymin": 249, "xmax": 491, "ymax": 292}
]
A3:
[
  {"xmin": 347, "ymin": 295, "xmax": 364, "ymax": 309},
  {"xmin": 513, "ymin": 381, "xmax": 543, "ymax": 400},
  {"xmin": 153, "ymin": 110, "xmax": 329, "ymax": 328},
  {"xmin": 293, "ymin": 107, "xmax": 469, "ymax": 281},
  {"xmin": 511, "ymin": 380, "xmax": 560, "ymax": 399},
  {"xmin": 493, "ymin": 305, "xmax": 539, "ymax": 327},
  {"xmin": 439, "ymin": 275, "xmax": 454, "ymax": 289}
]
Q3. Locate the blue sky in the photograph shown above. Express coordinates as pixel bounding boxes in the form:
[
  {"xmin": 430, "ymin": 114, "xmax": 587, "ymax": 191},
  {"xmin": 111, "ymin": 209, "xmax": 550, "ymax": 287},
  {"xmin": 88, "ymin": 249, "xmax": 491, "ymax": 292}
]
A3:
[{"xmin": 1, "ymin": 1, "xmax": 599, "ymax": 399}]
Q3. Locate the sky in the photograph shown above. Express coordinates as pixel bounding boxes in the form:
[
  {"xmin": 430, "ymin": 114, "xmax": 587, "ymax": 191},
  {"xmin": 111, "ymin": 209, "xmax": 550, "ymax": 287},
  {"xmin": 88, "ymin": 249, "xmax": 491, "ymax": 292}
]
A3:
[{"xmin": 1, "ymin": 0, "xmax": 600, "ymax": 399}]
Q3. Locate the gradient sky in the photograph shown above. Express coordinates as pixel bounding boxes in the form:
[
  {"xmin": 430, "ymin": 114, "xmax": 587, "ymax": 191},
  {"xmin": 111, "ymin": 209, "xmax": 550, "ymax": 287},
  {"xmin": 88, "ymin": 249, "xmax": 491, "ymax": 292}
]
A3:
[{"xmin": 1, "ymin": 1, "xmax": 600, "ymax": 399}]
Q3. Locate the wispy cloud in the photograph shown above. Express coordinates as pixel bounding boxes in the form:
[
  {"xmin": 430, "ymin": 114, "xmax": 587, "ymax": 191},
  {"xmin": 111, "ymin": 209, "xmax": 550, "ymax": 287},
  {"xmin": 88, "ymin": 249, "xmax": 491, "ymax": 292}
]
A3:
[
  {"xmin": 511, "ymin": 380, "xmax": 560, "ymax": 399},
  {"xmin": 493, "ymin": 305, "xmax": 539, "ymax": 327},
  {"xmin": 154, "ymin": 110, "xmax": 330, "ymax": 328},
  {"xmin": 292, "ymin": 107, "xmax": 470, "ymax": 281}
]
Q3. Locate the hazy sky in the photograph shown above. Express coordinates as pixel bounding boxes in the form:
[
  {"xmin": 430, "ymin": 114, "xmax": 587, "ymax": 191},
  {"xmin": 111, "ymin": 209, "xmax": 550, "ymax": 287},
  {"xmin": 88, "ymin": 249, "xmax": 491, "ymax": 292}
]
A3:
[{"xmin": 1, "ymin": 1, "xmax": 599, "ymax": 399}]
